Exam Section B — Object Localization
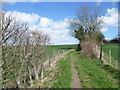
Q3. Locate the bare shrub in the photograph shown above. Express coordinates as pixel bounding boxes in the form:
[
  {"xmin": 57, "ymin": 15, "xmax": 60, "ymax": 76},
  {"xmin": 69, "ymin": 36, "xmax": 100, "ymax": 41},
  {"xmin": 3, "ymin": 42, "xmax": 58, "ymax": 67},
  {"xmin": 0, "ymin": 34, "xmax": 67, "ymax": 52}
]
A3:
[
  {"xmin": 81, "ymin": 42, "xmax": 97, "ymax": 58},
  {"xmin": 1, "ymin": 11, "xmax": 50, "ymax": 88},
  {"xmin": 80, "ymin": 34, "xmax": 100, "ymax": 58}
]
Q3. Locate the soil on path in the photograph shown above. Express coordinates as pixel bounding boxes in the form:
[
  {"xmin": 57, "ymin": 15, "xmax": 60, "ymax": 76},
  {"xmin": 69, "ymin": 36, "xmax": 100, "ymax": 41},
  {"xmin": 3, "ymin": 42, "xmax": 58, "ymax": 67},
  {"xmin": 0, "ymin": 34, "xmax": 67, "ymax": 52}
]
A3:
[{"xmin": 71, "ymin": 54, "xmax": 83, "ymax": 88}]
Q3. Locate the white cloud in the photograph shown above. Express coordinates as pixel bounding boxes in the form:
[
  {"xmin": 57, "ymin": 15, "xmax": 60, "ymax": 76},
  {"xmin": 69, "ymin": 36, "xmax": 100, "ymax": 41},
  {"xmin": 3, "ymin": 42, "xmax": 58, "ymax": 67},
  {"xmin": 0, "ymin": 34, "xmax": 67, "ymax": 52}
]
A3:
[
  {"xmin": 105, "ymin": 38, "xmax": 110, "ymax": 41},
  {"xmin": 51, "ymin": 19, "xmax": 70, "ymax": 29},
  {"xmin": 99, "ymin": 8, "xmax": 118, "ymax": 33},
  {"xmin": 5, "ymin": 11, "xmax": 40, "ymax": 25},
  {"xmin": 29, "ymin": 25, "xmax": 78, "ymax": 45},
  {"xmin": 100, "ymin": 27, "xmax": 108, "ymax": 32},
  {"xmin": 6, "ymin": 11, "xmax": 78, "ymax": 45},
  {"xmin": 101, "ymin": 8, "xmax": 118, "ymax": 27},
  {"xmin": 29, "ymin": 23, "xmax": 76, "ymax": 45},
  {"xmin": 39, "ymin": 17, "xmax": 53, "ymax": 27}
]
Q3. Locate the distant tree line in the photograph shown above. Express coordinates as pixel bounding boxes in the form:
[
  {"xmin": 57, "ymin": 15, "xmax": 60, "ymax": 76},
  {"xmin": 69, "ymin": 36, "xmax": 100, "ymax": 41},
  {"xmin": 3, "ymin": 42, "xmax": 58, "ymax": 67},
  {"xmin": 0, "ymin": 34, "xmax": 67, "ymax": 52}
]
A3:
[{"xmin": 103, "ymin": 36, "xmax": 120, "ymax": 43}]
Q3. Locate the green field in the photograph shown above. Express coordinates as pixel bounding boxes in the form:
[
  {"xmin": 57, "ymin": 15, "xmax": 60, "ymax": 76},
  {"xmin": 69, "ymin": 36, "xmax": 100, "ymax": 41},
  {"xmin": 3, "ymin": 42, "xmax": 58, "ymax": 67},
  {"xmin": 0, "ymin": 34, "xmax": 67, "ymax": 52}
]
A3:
[
  {"xmin": 46, "ymin": 44, "xmax": 76, "ymax": 60},
  {"xmin": 102, "ymin": 43, "xmax": 119, "ymax": 60},
  {"xmin": 48, "ymin": 44, "xmax": 76, "ymax": 53},
  {"xmin": 102, "ymin": 43, "xmax": 119, "ymax": 69}
]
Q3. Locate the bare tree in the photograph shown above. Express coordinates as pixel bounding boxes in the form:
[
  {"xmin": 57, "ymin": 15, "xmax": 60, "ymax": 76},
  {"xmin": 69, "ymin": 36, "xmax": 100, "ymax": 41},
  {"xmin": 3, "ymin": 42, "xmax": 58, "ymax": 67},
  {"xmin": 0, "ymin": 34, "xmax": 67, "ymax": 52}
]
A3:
[
  {"xmin": 19, "ymin": 31, "xmax": 49, "ymax": 86},
  {"xmin": 69, "ymin": 6, "xmax": 104, "ymax": 58},
  {"xmin": 1, "ymin": 11, "xmax": 50, "ymax": 88},
  {"xmin": 1, "ymin": 11, "xmax": 29, "ymax": 88},
  {"xmin": 30, "ymin": 31, "xmax": 49, "ymax": 80}
]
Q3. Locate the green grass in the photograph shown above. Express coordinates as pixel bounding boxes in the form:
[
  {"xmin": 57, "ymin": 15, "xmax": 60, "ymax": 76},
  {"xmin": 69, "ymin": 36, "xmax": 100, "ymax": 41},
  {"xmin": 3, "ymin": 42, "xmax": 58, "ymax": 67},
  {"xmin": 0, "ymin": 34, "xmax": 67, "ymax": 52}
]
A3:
[
  {"xmin": 52, "ymin": 51, "xmax": 73, "ymax": 88},
  {"xmin": 102, "ymin": 43, "xmax": 119, "ymax": 60},
  {"xmin": 46, "ymin": 44, "xmax": 76, "ymax": 61},
  {"xmin": 49, "ymin": 44, "xmax": 76, "ymax": 51},
  {"xmin": 72, "ymin": 50, "xmax": 119, "ymax": 88}
]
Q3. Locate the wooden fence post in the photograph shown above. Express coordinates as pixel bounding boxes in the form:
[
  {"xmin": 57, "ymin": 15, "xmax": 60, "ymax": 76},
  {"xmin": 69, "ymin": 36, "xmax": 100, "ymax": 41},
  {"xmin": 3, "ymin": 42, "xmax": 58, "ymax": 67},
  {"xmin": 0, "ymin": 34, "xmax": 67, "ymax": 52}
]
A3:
[
  {"xmin": 109, "ymin": 49, "xmax": 111, "ymax": 65},
  {"xmin": 48, "ymin": 56, "xmax": 51, "ymax": 67}
]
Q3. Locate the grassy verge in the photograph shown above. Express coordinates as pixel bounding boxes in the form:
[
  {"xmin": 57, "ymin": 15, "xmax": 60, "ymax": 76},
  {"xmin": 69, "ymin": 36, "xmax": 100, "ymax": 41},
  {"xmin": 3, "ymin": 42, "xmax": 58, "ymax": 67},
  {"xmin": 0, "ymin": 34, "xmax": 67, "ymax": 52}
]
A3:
[
  {"xmin": 73, "ymin": 50, "xmax": 119, "ymax": 88},
  {"xmin": 52, "ymin": 51, "xmax": 73, "ymax": 88}
]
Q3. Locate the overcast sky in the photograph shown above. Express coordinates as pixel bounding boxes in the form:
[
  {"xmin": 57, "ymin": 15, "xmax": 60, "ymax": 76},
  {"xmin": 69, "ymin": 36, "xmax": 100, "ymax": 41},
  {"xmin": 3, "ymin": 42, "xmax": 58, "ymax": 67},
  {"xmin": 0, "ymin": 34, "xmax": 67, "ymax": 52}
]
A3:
[{"xmin": 2, "ymin": 1, "xmax": 119, "ymax": 45}]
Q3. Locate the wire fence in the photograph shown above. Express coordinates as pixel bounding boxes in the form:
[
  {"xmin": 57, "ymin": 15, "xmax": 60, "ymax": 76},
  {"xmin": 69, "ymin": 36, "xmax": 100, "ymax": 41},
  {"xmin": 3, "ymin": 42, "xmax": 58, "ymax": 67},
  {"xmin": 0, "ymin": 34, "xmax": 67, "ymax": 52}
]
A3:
[{"xmin": 102, "ymin": 49, "xmax": 118, "ymax": 69}]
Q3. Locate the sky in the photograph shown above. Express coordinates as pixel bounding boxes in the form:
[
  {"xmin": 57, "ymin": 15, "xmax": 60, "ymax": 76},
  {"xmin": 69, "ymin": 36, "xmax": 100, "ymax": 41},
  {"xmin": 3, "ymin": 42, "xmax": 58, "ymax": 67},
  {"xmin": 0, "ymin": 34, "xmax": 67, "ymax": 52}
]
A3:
[{"xmin": 2, "ymin": 1, "xmax": 119, "ymax": 45}]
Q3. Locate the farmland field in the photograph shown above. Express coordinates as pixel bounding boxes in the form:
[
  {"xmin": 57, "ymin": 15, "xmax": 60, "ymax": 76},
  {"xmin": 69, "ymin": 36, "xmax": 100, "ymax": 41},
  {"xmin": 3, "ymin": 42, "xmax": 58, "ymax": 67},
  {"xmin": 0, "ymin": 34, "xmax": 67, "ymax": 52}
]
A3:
[
  {"xmin": 46, "ymin": 44, "xmax": 76, "ymax": 60},
  {"xmin": 48, "ymin": 44, "xmax": 76, "ymax": 53},
  {"xmin": 102, "ymin": 43, "xmax": 119, "ymax": 61}
]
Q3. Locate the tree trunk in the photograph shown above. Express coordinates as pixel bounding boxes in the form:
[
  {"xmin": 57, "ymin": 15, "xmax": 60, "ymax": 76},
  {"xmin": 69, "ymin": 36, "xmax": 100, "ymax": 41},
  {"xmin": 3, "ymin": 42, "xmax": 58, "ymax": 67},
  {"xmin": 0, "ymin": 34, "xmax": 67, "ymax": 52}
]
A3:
[
  {"xmin": 41, "ymin": 66, "xmax": 44, "ymax": 84},
  {"xmin": 16, "ymin": 76, "xmax": 24, "ymax": 88},
  {"xmin": 36, "ymin": 71, "xmax": 39, "ymax": 80},
  {"xmin": 35, "ymin": 67, "xmax": 39, "ymax": 80},
  {"xmin": 27, "ymin": 64, "xmax": 33, "ymax": 86}
]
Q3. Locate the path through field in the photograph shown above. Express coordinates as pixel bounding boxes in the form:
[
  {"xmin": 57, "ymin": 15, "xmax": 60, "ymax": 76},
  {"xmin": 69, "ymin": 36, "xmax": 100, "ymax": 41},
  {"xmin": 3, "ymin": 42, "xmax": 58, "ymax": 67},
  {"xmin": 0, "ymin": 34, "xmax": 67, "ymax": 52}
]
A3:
[{"xmin": 71, "ymin": 54, "xmax": 82, "ymax": 88}]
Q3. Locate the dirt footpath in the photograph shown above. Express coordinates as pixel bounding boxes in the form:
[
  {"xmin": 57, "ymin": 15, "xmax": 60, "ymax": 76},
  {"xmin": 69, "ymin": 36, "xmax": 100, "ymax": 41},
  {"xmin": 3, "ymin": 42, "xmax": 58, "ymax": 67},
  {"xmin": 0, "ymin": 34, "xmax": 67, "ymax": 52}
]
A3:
[{"xmin": 71, "ymin": 54, "xmax": 83, "ymax": 88}]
